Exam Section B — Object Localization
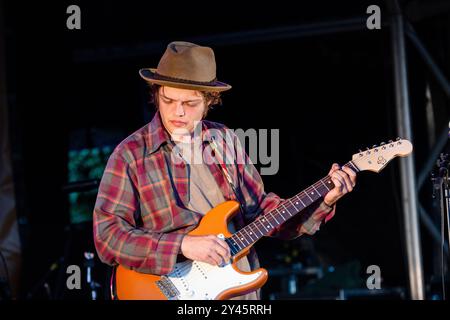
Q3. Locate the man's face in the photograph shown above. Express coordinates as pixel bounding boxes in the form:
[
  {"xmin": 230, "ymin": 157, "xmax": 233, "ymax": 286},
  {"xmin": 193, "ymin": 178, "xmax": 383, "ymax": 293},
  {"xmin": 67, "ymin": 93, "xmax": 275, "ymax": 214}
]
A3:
[{"xmin": 158, "ymin": 86, "xmax": 207, "ymax": 136}]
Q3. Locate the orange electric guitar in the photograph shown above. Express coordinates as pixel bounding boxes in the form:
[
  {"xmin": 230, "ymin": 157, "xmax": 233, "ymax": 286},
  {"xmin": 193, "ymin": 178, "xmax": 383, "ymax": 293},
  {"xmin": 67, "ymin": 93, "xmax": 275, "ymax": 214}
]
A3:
[{"xmin": 114, "ymin": 138, "xmax": 413, "ymax": 300}]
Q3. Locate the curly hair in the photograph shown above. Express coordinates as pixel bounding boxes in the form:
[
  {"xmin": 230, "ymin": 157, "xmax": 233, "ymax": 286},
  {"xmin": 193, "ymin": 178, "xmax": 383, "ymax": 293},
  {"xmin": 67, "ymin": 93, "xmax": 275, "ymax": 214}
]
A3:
[{"xmin": 147, "ymin": 84, "xmax": 223, "ymax": 118}]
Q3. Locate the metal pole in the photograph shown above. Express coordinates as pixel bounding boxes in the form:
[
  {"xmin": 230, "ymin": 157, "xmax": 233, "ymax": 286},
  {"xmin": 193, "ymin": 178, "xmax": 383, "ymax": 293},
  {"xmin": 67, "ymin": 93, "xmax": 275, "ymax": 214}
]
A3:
[
  {"xmin": 405, "ymin": 22, "xmax": 450, "ymax": 99},
  {"xmin": 416, "ymin": 128, "xmax": 450, "ymax": 253},
  {"xmin": 390, "ymin": 1, "xmax": 425, "ymax": 300}
]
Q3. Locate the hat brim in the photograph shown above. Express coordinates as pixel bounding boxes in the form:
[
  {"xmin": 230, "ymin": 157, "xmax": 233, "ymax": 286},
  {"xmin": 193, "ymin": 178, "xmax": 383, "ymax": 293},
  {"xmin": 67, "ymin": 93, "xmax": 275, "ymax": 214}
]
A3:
[{"xmin": 139, "ymin": 68, "xmax": 232, "ymax": 92}]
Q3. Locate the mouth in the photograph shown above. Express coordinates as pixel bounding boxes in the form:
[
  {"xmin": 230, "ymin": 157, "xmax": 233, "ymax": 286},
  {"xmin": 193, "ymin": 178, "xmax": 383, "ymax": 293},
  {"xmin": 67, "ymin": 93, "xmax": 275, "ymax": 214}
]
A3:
[{"xmin": 169, "ymin": 120, "xmax": 187, "ymax": 127}]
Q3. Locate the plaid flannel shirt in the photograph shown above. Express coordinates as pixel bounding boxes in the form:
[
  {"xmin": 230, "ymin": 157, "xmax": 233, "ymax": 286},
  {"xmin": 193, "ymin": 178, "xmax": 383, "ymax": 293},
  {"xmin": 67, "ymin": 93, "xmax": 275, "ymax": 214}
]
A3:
[{"xmin": 93, "ymin": 112, "xmax": 335, "ymax": 275}]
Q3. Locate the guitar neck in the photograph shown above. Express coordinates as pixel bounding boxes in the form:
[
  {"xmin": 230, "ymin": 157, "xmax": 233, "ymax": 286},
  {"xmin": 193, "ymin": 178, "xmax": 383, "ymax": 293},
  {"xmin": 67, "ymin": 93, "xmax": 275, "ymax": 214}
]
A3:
[{"xmin": 225, "ymin": 161, "xmax": 360, "ymax": 256}]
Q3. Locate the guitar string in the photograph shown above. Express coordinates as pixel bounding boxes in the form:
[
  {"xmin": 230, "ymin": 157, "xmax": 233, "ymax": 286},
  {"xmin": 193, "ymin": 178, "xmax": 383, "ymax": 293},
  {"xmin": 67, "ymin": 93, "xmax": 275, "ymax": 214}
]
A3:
[
  {"xmin": 229, "ymin": 161, "xmax": 356, "ymax": 248},
  {"xmin": 228, "ymin": 142, "xmax": 401, "ymax": 254}
]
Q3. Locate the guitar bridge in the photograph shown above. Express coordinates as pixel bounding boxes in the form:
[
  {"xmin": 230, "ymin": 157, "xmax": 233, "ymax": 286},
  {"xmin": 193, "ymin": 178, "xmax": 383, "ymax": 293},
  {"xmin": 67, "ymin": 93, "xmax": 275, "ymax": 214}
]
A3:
[{"xmin": 156, "ymin": 276, "xmax": 179, "ymax": 299}]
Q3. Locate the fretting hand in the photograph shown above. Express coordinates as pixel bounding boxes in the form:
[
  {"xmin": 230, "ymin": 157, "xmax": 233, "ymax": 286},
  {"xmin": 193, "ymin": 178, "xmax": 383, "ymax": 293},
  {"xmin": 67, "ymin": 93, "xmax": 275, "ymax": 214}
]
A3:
[{"xmin": 323, "ymin": 163, "xmax": 357, "ymax": 207}]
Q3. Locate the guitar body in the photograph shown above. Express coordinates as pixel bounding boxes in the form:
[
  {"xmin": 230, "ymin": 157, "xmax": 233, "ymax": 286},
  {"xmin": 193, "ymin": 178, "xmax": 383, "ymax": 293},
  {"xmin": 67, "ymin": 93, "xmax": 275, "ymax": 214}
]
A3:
[{"xmin": 115, "ymin": 200, "xmax": 268, "ymax": 300}]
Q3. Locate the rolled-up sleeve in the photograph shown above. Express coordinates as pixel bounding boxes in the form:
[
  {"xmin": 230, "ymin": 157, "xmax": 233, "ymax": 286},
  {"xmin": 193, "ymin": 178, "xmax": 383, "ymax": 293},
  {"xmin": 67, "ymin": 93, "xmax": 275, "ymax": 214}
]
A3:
[
  {"xmin": 93, "ymin": 152, "xmax": 185, "ymax": 275},
  {"xmin": 270, "ymin": 200, "xmax": 336, "ymax": 240}
]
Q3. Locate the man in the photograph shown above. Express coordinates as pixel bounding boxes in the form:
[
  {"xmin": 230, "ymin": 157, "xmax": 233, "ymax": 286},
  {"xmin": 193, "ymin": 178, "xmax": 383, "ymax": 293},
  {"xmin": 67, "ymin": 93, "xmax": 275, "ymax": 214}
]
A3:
[{"xmin": 93, "ymin": 41, "xmax": 356, "ymax": 300}]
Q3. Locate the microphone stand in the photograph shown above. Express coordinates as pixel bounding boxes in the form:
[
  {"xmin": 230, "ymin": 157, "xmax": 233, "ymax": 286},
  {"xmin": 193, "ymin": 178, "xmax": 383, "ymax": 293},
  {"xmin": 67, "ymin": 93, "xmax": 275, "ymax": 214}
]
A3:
[
  {"xmin": 432, "ymin": 153, "xmax": 450, "ymax": 299},
  {"xmin": 434, "ymin": 154, "xmax": 450, "ymax": 253}
]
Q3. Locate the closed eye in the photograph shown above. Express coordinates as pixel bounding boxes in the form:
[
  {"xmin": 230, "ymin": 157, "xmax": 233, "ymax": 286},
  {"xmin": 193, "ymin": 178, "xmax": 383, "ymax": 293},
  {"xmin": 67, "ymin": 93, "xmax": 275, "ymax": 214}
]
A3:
[
  {"xmin": 161, "ymin": 97, "xmax": 173, "ymax": 104},
  {"xmin": 185, "ymin": 101, "xmax": 201, "ymax": 107}
]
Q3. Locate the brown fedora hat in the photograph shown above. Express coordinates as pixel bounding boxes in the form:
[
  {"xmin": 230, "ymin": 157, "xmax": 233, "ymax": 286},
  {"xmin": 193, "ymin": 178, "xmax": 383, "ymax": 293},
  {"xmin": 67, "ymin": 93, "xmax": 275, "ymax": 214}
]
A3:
[{"xmin": 139, "ymin": 41, "xmax": 231, "ymax": 92}]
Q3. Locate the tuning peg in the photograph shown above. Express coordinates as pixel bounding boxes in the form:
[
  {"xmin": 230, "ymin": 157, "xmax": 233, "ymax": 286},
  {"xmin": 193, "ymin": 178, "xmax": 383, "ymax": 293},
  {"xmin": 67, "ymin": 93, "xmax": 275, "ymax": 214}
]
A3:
[
  {"xmin": 372, "ymin": 145, "xmax": 378, "ymax": 148},
  {"xmin": 380, "ymin": 142, "xmax": 385, "ymax": 145},
  {"xmin": 396, "ymin": 137, "xmax": 401, "ymax": 141},
  {"xmin": 388, "ymin": 140, "xmax": 393, "ymax": 143}
]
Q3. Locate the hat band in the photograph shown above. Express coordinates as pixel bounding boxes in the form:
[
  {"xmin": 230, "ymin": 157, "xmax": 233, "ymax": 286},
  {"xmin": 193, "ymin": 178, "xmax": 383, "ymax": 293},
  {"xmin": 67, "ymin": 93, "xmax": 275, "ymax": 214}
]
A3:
[{"xmin": 154, "ymin": 72, "xmax": 218, "ymax": 86}]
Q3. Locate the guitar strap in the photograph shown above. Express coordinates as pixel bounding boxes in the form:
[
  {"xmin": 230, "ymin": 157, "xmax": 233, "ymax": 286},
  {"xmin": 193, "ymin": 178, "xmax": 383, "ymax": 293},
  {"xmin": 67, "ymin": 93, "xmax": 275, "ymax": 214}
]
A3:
[
  {"xmin": 210, "ymin": 136, "xmax": 262, "ymax": 300},
  {"xmin": 209, "ymin": 136, "xmax": 247, "ymax": 216}
]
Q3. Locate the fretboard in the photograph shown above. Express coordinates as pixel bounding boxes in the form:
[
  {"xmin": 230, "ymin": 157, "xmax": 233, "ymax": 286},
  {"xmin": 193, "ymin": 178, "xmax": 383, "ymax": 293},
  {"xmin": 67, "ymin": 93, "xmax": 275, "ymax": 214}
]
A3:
[{"xmin": 225, "ymin": 161, "xmax": 359, "ymax": 256}]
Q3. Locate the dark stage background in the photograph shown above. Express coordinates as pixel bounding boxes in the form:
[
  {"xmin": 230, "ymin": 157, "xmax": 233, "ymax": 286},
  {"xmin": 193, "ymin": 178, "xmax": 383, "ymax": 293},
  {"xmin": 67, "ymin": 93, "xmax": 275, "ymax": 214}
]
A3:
[{"xmin": 1, "ymin": 0, "xmax": 450, "ymax": 300}]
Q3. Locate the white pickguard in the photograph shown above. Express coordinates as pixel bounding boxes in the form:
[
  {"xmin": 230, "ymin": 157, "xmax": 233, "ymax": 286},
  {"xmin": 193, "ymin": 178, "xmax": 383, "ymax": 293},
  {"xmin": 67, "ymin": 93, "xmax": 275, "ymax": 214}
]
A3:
[{"xmin": 163, "ymin": 260, "xmax": 263, "ymax": 300}]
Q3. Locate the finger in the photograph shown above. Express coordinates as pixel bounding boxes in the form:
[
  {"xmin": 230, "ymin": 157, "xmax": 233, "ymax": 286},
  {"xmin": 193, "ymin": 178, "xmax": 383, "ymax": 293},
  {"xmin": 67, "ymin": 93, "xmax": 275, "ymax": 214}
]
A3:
[
  {"xmin": 331, "ymin": 171, "xmax": 344, "ymax": 185},
  {"xmin": 214, "ymin": 243, "xmax": 230, "ymax": 261},
  {"xmin": 331, "ymin": 172, "xmax": 347, "ymax": 192},
  {"xmin": 342, "ymin": 167, "xmax": 357, "ymax": 186},
  {"xmin": 207, "ymin": 256, "xmax": 220, "ymax": 266},
  {"xmin": 207, "ymin": 251, "xmax": 223, "ymax": 266},
  {"xmin": 214, "ymin": 238, "xmax": 231, "ymax": 259},
  {"xmin": 341, "ymin": 170, "xmax": 355, "ymax": 192},
  {"xmin": 328, "ymin": 163, "xmax": 340, "ymax": 175},
  {"xmin": 335, "ymin": 170, "xmax": 352, "ymax": 192},
  {"xmin": 214, "ymin": 238, "xmax": 231, "ymax": 254},
  {"xmin": 330, "ymin": 174, "xmax": 343, "ymax": 192}
]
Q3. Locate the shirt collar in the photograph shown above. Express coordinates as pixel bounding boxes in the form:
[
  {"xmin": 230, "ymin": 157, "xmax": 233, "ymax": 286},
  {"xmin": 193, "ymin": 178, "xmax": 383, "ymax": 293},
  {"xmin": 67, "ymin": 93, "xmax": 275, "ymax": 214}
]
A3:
[{"xmin": 146, "ymin": 112, "xmax": 214, "ymax": 155}]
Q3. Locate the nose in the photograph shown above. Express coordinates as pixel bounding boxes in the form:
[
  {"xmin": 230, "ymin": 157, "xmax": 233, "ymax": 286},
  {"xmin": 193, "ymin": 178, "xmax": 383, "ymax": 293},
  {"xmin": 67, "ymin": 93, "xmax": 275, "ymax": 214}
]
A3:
[{"xmin": 175, "ymin": 102, "xmax": 185, "ymax": 117}]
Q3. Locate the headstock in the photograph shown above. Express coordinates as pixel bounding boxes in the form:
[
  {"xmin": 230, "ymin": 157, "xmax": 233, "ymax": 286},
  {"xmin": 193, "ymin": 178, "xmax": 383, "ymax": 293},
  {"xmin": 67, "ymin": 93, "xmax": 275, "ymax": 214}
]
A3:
[{"xmin": 352, "ymin": 138, "xmax": 413, "ymax": 173}]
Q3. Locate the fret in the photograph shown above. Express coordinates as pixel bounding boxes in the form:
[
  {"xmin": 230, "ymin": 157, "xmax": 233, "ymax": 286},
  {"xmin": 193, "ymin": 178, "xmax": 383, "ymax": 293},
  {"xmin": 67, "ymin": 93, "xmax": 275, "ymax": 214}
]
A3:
[
  {"xmin": 231, "ymin": 238, "xmax": 239, "ymax": 250},
  {"xmin": 261, "ymin": 216, "xmax": 274, "ymax": 230},
  {"xmin": 319, "ymin": 178, "xmax": 332, "ymax": 192},
  {"xmin": 243, "ymin": 227, "xmax": 255, "ymax": 243},
  {"xmin": 271, "ymin": 210, "xmax": 281, "ymax": 225},
  {"xmin": 236, "ymin": 237, "xmax": 245, "ymax": 251},
  {"xmin": 258, "ymin": 219, "xmax": 269, "ymax": 233},
  {"xmin": 266, "ymin": 211, "xmax": 276, "ymax": 226},
  {"xmin": 293, "ymin": 197, "xmax": 305, "ymax": 210},
  {"xmin": 252, "ymin": 222, "xmax": 264, "ymax": 237},
  {"xmin": 280, "ymin": 203, "xmax": 293, "ymax": 218},
  {"xmin": 229, "ymin": 237, "xmax": 238, "ymax": 252},
  {"xmin": 298, "ymin": 197, "xmax": 307, "ymax": 207},
  {"xmin": 347, "ymin": 161, "xmax": 360, "ymax": 173},
  {"xmin": 317, "ymin": 181, "xmax": 330, "ymax": 194},
  {"xmin": 267, "ymin": 218, "xmax": 275, "ymax": 230},
  {"xmin": 234, "ymin": 234, "xmax": 246, "ymax": 249},
  {"xmin": 238, "ymin": 231, "xmax": 250, "ymax": 246},
  {"xmin": 324, "ymin": 179, "xmax": 334, "ymax": 190},
  {"xmin": 231, "ymin": 239, "xmax": 241, "ymax": 253},
  {"xmin": 313, "ymin": 187, "xmax": 320, "ymax": 197},
  {"xmin": 305, "ymin": 191, "xmax": 314, "ymax": 202},
  {"xmin": 273, "ymin": 207, "xmax": 285, "ymax": 225},
  {"xmin": 246, "ymin": 228, "xmax": 256, "ymax": 241},
  {"xmin": 279, "ymin": 206, "xmax": 289, "ymax": 220},
  {"xmin": 311, "ymin": 185, "xmax": 320, "ymax": 197},
  {"xmin": 236, "ymin": 230, "xmax": 247, "ymax": 246},
  {"xmin": 225, "ymin": 238, "xmax": 238, "ymax": 255},
  {"xmin": 291, "ymin": 200, "xmax": 300, "ymax": 211},
  {"xmin": 244, "ymin": 223, "xmax": 264, "ymax": 243}
]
